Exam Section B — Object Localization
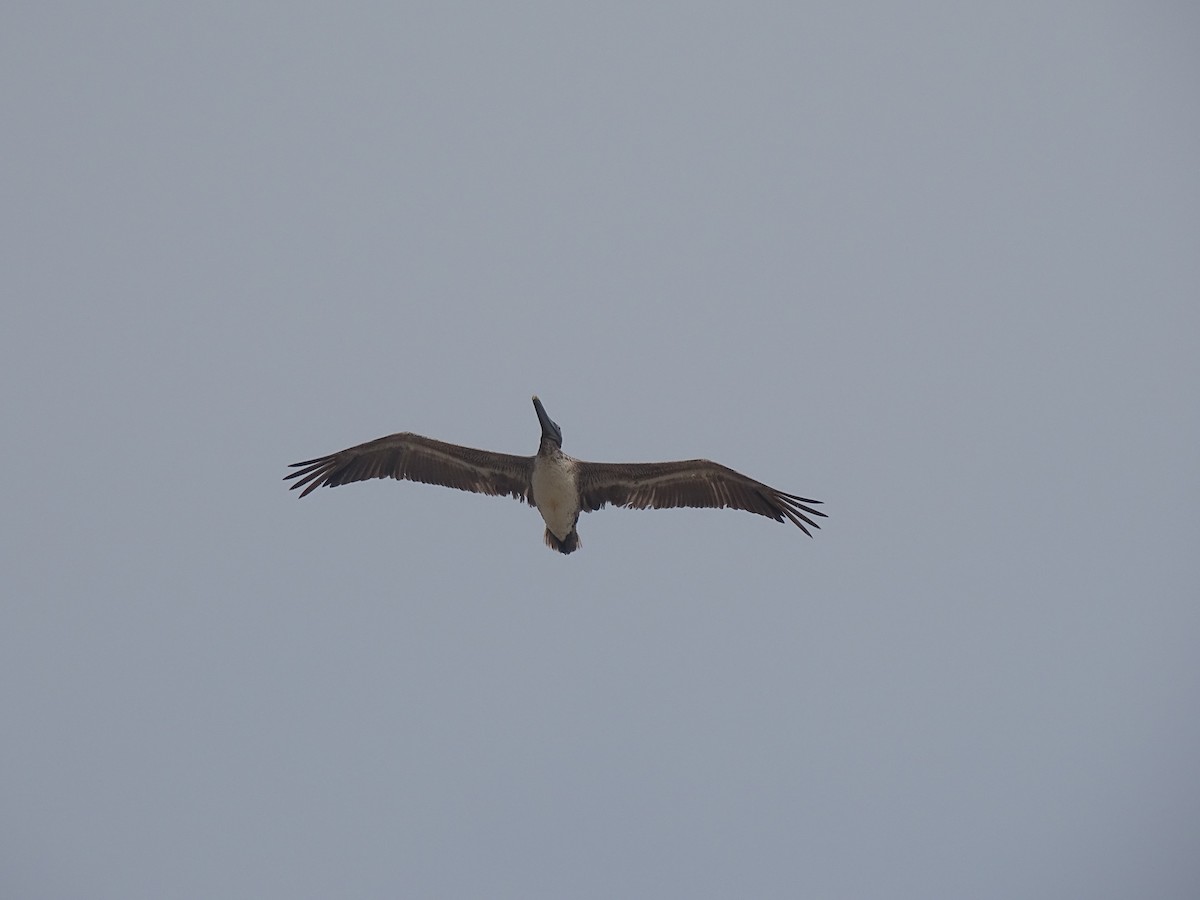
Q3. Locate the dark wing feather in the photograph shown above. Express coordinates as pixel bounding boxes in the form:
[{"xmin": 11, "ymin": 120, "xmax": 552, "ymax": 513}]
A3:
[
  {"xmin": 576, "ymin": 459, "xmax": 826, "ymax": 536},
  {"xmin": 286, "ymin": 432, "xmax": 535, "ymax": 504}
]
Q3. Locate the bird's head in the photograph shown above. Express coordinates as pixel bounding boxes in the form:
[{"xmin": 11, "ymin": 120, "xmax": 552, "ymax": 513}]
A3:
[{"xmin": 532, "ymin": 395, "xmax": 562, "ymax": 449}]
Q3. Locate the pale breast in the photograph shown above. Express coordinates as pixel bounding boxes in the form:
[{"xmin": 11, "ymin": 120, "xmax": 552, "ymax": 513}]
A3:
[{"xmin": 531, "ymin": 455, "xmax": 580, "ymax": 540}]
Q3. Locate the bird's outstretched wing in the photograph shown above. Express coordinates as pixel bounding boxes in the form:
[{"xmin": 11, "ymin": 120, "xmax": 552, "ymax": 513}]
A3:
[
  {"xmin": 576, "ymin": 459, "xmax": 826, "ymax": 535},
  {"xmin": 286, "ymin": 433, "xmax": 535, "ymax": 504}
]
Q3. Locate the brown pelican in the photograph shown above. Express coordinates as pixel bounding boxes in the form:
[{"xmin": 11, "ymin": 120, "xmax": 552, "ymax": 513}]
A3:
[{"xmin": 286, "ymin": 396, "xmax": 826, "ymax": 554}]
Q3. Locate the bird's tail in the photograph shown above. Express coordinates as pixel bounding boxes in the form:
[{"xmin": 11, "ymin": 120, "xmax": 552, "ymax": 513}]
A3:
[{"xmin": 544, "ymin": 528, "xmax": 581, "ymax": 554}]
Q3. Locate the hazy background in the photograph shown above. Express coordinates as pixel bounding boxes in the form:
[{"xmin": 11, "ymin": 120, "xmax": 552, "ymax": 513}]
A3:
[{"xmin": 3, "ymin": 3, "xmax": 1198, "ymax": 897}]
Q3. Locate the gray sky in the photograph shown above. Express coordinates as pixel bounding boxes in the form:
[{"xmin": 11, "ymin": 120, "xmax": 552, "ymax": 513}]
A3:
[{"xmin": 3, "ymin": 3, "xmax": 1198, "ymax": 898}]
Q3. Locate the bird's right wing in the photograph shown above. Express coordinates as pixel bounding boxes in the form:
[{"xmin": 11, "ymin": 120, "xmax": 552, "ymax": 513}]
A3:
[{"xmin": 286, "ymin": 432, "xmax": 535, "ymax": 504}]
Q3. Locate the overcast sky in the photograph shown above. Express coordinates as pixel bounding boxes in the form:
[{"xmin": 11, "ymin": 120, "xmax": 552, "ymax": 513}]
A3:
[{"xmin": 3, "ymin": 3, "xmax": 1198, "ymax": 898}]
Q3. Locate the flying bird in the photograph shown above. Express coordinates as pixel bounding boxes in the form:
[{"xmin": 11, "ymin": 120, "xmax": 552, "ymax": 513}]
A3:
[{"xmin": 286, "ymin": 396, "xmax": 826, "ymax": 554}]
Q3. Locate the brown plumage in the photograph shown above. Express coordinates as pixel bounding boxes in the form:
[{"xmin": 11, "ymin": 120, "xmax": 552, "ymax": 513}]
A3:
[
  {"xmin": 576, "ymin": 459, "xmax": 825, "ymax": 536},
  {"xmin": 286, "ymin": 433, "xmax": 534, "ymax": 503},
  {"xmin": 286, "ymin": 396, "xmax": 826, "ymax": 552}
]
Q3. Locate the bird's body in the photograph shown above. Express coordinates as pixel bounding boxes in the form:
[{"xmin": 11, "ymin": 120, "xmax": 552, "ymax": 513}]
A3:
[
  {"xmin": 530, "ymin": 449, "xmax": 582, "ymax": 551},
  {"xmin": 286, "ymin": 396, "xmax": 825, "ymax": 554}
]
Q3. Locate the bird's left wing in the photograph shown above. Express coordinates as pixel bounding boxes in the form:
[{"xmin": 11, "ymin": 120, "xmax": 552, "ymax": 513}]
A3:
[{"xmin": 576, "ymin": 459, "xmax": 826, "ymax": 535}]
